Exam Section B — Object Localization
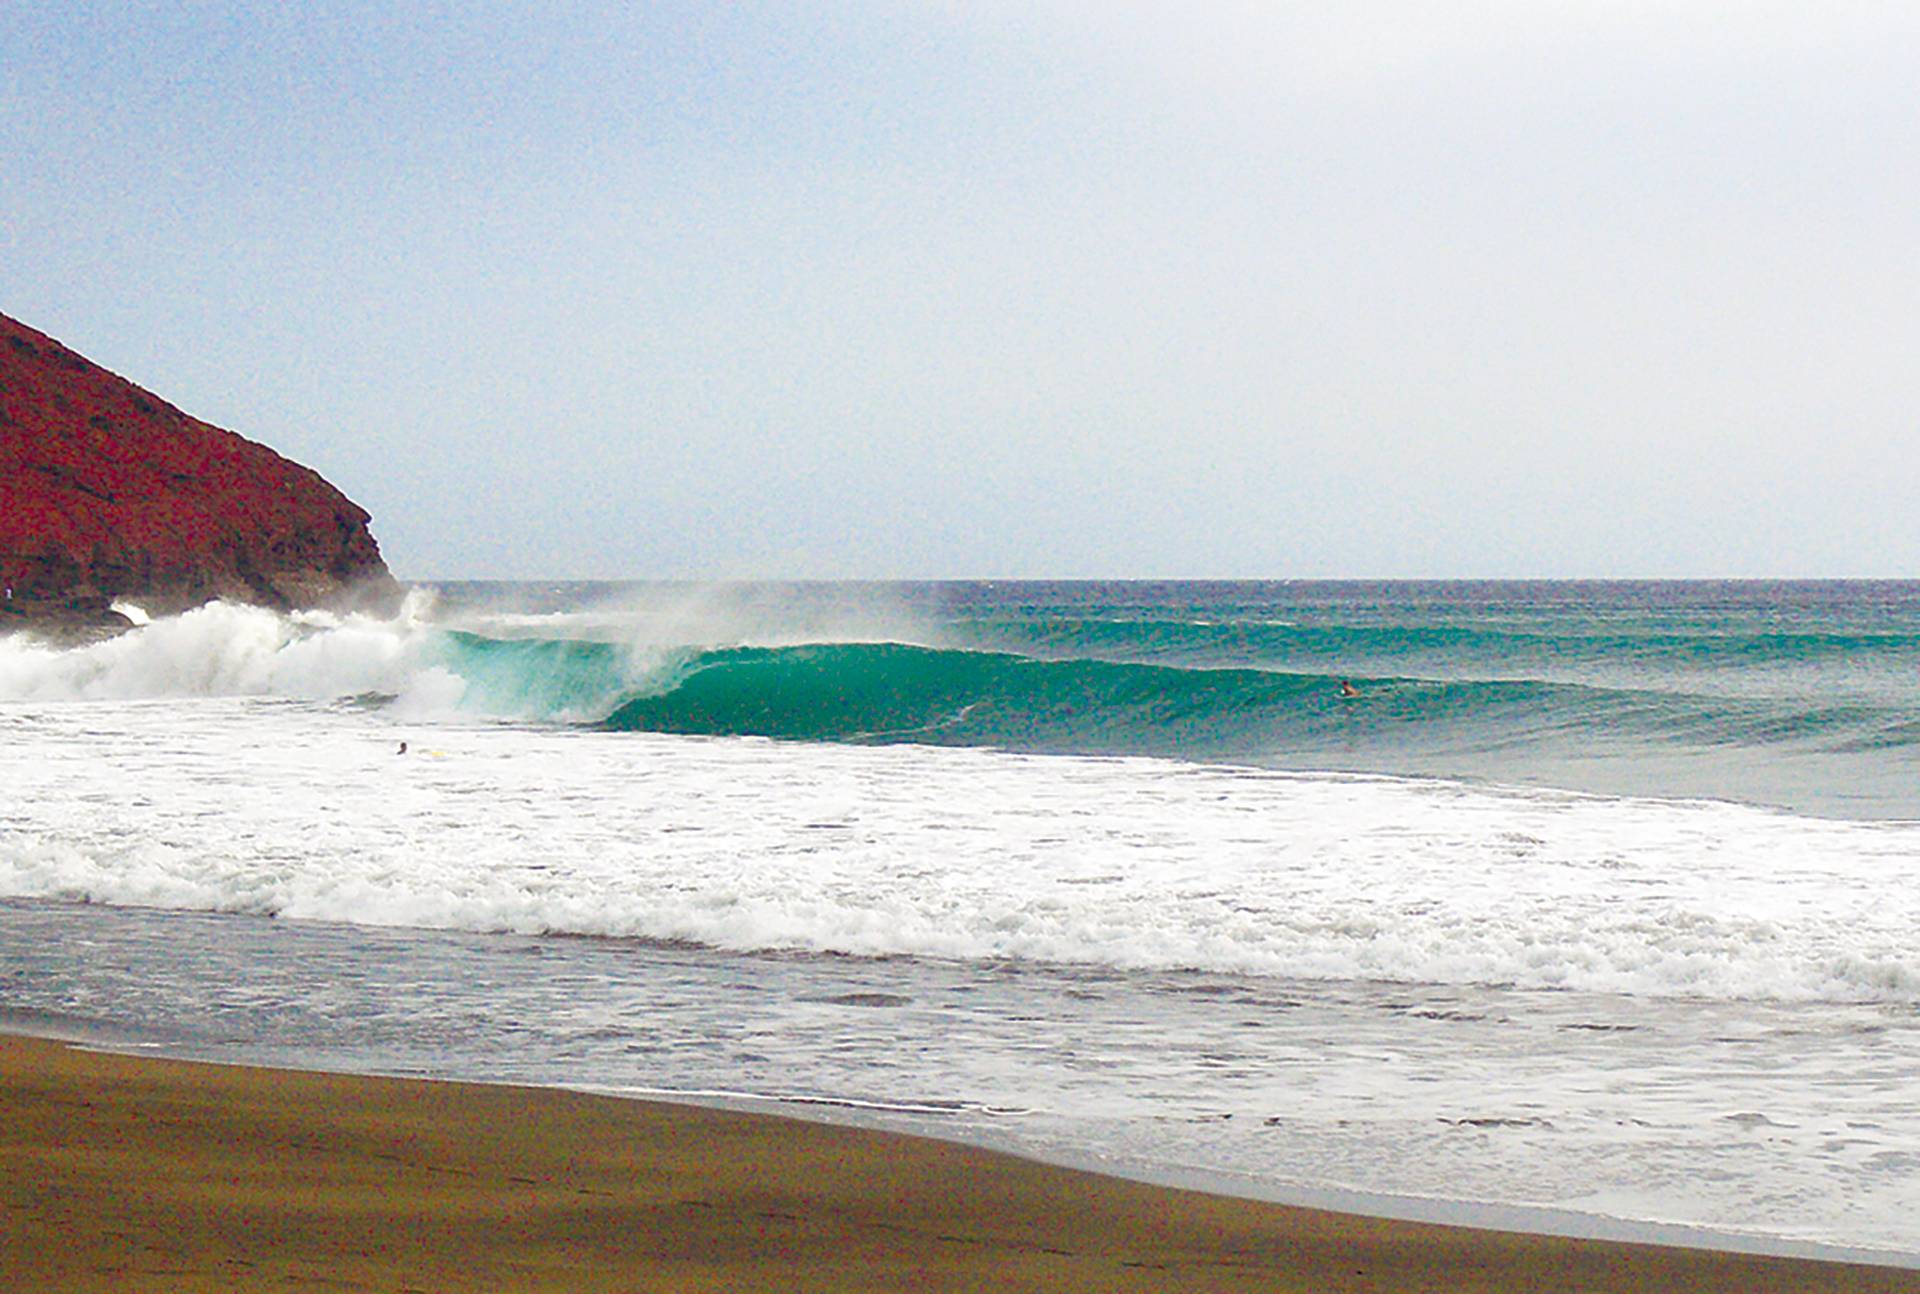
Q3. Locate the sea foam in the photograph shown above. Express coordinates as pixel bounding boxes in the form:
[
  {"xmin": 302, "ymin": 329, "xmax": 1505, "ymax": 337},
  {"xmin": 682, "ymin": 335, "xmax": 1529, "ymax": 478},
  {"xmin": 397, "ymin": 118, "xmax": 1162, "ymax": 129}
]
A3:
[
  {"xmin": 0, "ymin": 596, "xmax": 449, "ymax": 705},
  {"xmin": 2, "ymin": 697, "xmax": 1915, "ymax": 1005}
]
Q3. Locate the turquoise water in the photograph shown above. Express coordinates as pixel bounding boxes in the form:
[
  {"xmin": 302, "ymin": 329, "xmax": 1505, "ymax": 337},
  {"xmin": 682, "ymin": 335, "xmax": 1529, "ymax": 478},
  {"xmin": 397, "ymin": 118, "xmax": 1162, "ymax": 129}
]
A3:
[{"xmin": 436, "ymin": 580, "xmax": 1920, "ymax": 818}]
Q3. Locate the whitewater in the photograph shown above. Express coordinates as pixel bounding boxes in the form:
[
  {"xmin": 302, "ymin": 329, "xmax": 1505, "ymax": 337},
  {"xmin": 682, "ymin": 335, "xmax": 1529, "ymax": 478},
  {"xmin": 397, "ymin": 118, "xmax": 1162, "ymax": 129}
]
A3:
[{"xmin": 3, "ymin": 581, "xmax": 1918, "ymax": 1260}]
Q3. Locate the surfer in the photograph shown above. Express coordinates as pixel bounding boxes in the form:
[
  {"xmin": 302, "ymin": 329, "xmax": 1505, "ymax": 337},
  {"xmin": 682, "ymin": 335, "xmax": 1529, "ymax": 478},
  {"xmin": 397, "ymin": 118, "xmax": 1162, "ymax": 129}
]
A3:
[
  {"xmin": 1339, "ymin": 680, "xmax": 1361, "ymax": 699},
  {"xmin": 397, "ymin": 740, "xmax": 408, "ymax": 755}
]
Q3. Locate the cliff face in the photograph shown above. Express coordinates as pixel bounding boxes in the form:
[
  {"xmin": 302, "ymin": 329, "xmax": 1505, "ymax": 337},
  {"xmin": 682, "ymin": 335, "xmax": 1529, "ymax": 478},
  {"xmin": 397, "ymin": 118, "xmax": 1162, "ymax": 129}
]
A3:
[{"xmin": 0, "ymin": 313, "xmax": 393, "ymax": 628}]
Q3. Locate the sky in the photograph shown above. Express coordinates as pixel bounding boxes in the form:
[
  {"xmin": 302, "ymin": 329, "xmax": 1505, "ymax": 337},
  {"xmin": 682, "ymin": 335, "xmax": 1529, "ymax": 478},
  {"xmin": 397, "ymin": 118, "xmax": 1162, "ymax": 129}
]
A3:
[{"xmin": 4, "ymin": 2, "xmax": 1918, "ymax": 579}]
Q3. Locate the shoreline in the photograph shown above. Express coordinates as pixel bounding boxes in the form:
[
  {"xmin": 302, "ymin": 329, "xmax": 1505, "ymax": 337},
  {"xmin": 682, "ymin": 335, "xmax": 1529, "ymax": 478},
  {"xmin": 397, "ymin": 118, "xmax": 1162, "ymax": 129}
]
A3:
[
  {"xmin": 597, "ymin": 1078, "xmax": 1920, "ymax": 1271},
  {"xmin": 13, "ymin": 1005, "xmax": 1915, "ymax": 1271},
  {"xmin": 5, "ymin": 1031, "xmax": 1916, "ymax": 1292}
]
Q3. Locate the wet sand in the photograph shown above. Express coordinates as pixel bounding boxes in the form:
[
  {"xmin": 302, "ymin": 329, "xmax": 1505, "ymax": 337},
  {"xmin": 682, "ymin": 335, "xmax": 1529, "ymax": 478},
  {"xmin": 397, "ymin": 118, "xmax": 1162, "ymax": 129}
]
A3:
[{"xmin": 3, "ymin": 1033, "xmax": 1913, "ymax": 1292}]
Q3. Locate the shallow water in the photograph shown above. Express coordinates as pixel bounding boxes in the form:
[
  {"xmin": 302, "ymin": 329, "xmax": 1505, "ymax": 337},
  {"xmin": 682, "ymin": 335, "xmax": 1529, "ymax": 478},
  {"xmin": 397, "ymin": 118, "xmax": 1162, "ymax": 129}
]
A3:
[{"xmin": 5, "ymin": 894, "xmax": 1917, "ymax": 1261}]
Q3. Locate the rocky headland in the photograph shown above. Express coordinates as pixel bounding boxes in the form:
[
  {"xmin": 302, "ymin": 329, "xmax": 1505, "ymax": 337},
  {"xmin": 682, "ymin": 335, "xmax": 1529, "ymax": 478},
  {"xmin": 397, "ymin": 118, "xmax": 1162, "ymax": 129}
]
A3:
[{"xmin": 0, "ymin": 313, "xmax": 393, "ymax": 635}]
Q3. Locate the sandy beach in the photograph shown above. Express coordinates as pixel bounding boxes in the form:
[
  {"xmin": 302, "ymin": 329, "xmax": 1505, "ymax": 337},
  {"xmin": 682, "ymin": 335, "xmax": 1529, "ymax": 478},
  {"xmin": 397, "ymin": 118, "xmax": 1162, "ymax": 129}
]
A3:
[{"xmin": 3, "ymin": 1033, "xmax": 1913, "ymax": 1293}]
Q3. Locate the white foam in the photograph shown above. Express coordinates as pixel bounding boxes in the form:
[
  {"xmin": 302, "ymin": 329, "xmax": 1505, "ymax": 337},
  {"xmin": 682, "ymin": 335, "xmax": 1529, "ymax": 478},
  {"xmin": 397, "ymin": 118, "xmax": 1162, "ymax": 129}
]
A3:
[
  {"xmin": 0, "ymin": 594, "xmax": 933, "ymax": 722},
  {"xmin": 2, "ymin": 699, "xmax": 1916, "ymax": 1003},
  {"xmin": 0, "ymin": 594, "xmax": 454, "ymax": 706}
]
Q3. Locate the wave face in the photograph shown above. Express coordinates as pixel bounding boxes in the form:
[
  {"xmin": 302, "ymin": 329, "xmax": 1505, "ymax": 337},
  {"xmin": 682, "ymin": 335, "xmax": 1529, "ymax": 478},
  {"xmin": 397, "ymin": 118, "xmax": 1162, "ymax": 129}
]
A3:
[
  {"xmin": 5, "ymin": 581, "xmax": 1920, "ymax": 817},
  {"xmin": 581, "ymin": 580, "xmax": 1920, "ymax": 817},
  {"xmin": 596, "ymin": 639, "xmax": 1920, "ymax": 757},
  {"xmin": 604, "ymin": 642, "xmax": 1343, "ymax": 746}
]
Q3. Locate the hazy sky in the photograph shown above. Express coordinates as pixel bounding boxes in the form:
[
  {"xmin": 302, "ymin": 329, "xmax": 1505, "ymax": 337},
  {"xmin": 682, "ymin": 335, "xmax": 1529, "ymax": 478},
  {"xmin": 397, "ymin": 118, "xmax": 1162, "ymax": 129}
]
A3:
[{"xmin": 5, "ymin": 2, "xmax": 1918, "ymax": 578}]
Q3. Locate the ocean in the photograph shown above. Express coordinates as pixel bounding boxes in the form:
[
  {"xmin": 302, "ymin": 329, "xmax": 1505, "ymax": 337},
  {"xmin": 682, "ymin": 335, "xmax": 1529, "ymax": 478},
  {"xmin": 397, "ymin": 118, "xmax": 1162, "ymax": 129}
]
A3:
[{"xmin": 3, "ymin": 580, "xmax": 1918, "ymax": 1261}]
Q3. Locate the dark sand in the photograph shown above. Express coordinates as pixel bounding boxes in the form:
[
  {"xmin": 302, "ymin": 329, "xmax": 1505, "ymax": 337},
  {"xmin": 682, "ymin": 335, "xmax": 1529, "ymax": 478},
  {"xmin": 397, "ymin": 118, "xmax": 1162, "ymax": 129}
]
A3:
[{"xmin": 4, "ymin": 1034, "xmax": 1914, "ymax": 1292}]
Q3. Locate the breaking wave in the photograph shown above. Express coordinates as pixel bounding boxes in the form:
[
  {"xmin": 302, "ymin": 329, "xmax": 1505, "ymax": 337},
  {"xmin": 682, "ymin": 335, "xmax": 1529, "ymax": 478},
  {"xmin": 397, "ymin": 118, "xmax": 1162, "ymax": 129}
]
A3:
[{"xmin": 5, "ymin": 598, "xmax": 1920, "ymax": 771}]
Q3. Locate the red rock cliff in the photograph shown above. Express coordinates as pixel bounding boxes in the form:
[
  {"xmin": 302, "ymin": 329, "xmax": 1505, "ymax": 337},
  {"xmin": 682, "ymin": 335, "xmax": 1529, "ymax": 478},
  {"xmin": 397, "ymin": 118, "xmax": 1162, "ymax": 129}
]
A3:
[{"xmin": 0, "ymin": 313, "xmax": 393, "ymax": 627}]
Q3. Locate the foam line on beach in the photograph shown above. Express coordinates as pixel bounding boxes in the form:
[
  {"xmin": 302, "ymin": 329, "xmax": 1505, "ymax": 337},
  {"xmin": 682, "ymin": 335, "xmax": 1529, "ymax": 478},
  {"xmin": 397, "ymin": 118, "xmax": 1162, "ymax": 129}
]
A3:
[{"xmin": 5, "ymin": 1033, "xmax": 1916, "ymax": 1292}]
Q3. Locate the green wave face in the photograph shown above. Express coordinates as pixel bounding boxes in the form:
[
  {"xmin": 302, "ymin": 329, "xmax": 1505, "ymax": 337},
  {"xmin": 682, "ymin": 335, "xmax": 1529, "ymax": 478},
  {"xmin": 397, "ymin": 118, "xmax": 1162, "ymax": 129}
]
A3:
[
  {"xmin": 418, "ymin": 628, "xmax": 1920, "ymax": 764},
  {"xmin": 435, "ymin": 630, "xmax": 642, "ymax": 718},
  {"xmin": 601, "ymin": 643, "xmax": 1334, "ymax": 750},
  {"xmin": 592, "ymin": 641, "xmax": 1878, "ymax": 759},
  {"xmin": 406, "ymin": 581, "xmax": 1920, "ymax": 816}
]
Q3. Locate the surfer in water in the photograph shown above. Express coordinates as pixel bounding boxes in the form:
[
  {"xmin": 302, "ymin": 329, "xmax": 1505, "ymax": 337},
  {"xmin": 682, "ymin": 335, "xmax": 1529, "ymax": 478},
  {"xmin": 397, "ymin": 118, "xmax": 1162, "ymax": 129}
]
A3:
[
  {"xmin": 1339, "ymin": 680, "xmax": 1361, "ymax": 699},
  {"xmin": 397, "ymin": 740, "xmax": 408, "ymax": 755}
]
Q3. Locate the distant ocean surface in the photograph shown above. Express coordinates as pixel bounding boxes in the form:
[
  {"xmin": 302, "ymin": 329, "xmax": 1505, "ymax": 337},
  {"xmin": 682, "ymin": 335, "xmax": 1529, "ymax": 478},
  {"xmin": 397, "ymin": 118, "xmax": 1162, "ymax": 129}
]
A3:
[{"xmin": 3, "ymin": 581, "xmax": 1918, "ymax": 1260}]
